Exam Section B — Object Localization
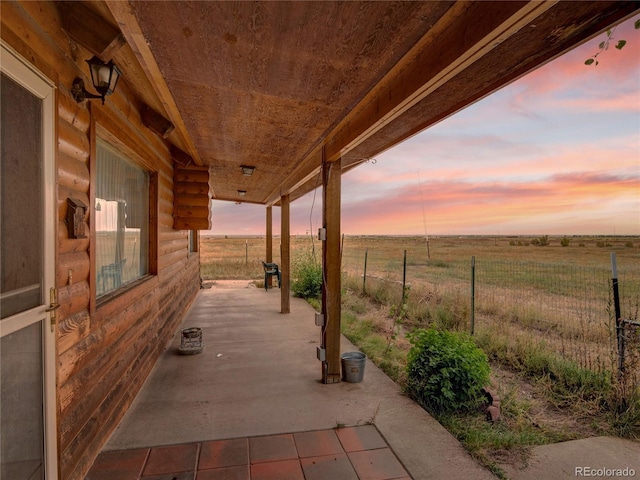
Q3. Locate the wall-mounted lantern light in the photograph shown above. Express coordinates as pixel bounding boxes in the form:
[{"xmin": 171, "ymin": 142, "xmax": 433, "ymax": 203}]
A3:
[
  {"xmin": 240, "ymin": 165, "xmax": 256, "ymax": 176},
  {"xmin": 72, "ymin": 56, "xmax": 121, "ymax": 105}
]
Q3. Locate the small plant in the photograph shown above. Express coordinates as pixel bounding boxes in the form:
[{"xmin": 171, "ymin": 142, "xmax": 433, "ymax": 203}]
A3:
[
  {"xmin": 406, "ymin": 328, "xmax": 490, "ymax": 413},
  {"xmin": 291, "ymin": 248, "xmax": 322, "ymax": 299},
  {"xmin": 537, "ymin": 235, "xmax": 550, "ymax": 246},
  {"xmin": 560, "ymin": 237, "xmax": 571, "ymax": 247}
]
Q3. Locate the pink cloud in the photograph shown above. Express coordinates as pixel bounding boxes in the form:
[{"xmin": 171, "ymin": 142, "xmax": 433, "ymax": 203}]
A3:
[{"xmin": 339, "ymin": 171, "xmax": 640, "ymax": 235}]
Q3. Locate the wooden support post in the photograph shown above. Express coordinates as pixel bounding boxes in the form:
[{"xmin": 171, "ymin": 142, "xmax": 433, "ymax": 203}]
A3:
[
  {"xmin": 322, "ymin": 157, "xmax": 342, "ymax": 384},
  {"xmin": 266, "ymin": 206, "xmax": 273, "ymax": 288},
  {"xmin": 280, "ymin": 195, "xmax": 290, "ymax": 314}
]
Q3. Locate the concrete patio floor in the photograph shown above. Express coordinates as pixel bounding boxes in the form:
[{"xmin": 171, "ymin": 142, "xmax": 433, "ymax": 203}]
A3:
[
  {"xmin": 94, "ymin": 280, "xmax": 496, "ymax": 480},
  {"xmin": 89, "ymin": 280, "xmax": 640, "ymax": 479}
]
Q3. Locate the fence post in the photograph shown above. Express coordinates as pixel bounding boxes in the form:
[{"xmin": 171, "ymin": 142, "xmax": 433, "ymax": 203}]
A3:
[
  {"xmin": 363, "ymin": 248, "xmax": 368, "ymax": 294},
  {"xmin": 402, "ymin": 250, "xmax": 407, "ymax": 302},
  {"xmin": 611, "ymin": 253, "xmax": 624, "ymax": 376},
  {"xmin": 470, "ymin": 256, "xmax": 476, "ymax": 336},
  {"xmin": 245, "ymin": 239, "xmax": 248, "ymax": 266}
]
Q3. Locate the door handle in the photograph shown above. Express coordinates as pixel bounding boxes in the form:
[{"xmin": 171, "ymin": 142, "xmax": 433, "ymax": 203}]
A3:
[
  {"xmin": 46, "ymin": 288, "xmax": 59, "ymax": 332},
  {"xmin": 45, "ymin": 303, "xmax": 60, "ymax": 312}
]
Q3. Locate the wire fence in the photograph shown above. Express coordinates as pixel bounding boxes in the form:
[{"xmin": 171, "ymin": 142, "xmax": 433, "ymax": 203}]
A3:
[
  {"xmin": 342, "ymin": 243, "xmax": 639, "ymax": 379},
  {"xmin": 200, "ymin": 235, "xmax": 639, "ymax": 380}
]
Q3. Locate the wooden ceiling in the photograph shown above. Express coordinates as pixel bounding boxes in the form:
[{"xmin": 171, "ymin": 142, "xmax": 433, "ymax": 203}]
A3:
[{"xmin": 69, "ymin": 1, "xmax": 640, "ymax": 206}]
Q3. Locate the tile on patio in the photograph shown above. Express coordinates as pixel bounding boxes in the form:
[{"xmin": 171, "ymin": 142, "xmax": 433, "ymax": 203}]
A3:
[{"xmin": 86, "ymin": 426, "xmax": 410, "ymax": 480}]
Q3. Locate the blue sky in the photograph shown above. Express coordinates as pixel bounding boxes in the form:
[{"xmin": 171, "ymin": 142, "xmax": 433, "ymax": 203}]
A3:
[{"xmin": 208, "ymin": 16, "xmax": 640, "ymax": 236}]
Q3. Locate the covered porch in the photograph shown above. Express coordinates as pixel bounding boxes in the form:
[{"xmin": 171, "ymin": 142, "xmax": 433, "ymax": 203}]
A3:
[{"xmin": 87, "ymin": 280, "xmax": 494, "ymax": 480}]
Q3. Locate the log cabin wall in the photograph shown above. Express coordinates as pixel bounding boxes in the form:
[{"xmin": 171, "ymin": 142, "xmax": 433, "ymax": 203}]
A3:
[{"xmin": 1, "ymin": 2, "xmax": 202, "ymax": 479}]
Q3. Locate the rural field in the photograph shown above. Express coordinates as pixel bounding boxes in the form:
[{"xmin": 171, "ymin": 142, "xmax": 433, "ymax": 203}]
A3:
[{"xmin": 200, "ymin": 234, "xmax": 639, "ymax": 477}]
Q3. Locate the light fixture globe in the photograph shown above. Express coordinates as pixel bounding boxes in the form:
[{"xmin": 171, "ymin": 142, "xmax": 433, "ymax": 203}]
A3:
[
  {"xmin": 72, "ymin": 57, "xmax": 121, "ymax": 105},
  {"xmin": 86, "ymin": 56, "xmax": 121, "ymax": 102},
  {"xmin": 240, "ymin": 165, "xmax": 256, "ymax": 176}
]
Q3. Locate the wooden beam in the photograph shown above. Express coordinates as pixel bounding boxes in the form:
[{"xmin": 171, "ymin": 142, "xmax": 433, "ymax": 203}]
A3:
[
  {"xmin": 280, "ymin": 195, "xmax": 290, "ymax": 314},
  {"xmin": 57, "ymin": 1, "xmax": 125, "ymax": 61},
  {"xmin": 105, "ymin": 0, "xmax": 204, "ymax": 168},
  {"xmin": 321, "ymin": 157, "xmax": 341, "ymax": 384},
  {"xmin": 140, "ymin": 103, "xmax": 174, "ymax": 139},
  {"xmin": 171, "ymin": 145, "xmax": 194, "ymax": 167},
  {"xmin": 266, "ymin": 206, "xmax": 273, "ymax": 288},
  {"xmin": 264, "ymin": 1, "xmax": 555, "ymax": 206}
]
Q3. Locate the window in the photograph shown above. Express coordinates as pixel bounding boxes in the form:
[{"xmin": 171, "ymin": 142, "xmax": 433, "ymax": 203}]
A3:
[{"xmin": 95, "ymin": 140, "xmax": 149, "ymax": 297}]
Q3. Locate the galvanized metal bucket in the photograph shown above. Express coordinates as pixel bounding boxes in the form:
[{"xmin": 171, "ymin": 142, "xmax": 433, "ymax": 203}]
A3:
[{"xmin": 341, "ymin": 352, "xmax": 366, "ymax": 383}]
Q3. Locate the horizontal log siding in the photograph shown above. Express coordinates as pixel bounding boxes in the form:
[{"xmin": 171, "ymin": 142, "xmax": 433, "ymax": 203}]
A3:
[{"xmin": 2, "ymin": 3, "xmax": 202, "ymax": 479}]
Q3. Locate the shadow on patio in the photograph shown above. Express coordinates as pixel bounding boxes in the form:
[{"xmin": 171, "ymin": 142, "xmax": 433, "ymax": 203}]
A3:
[{"xmin": 87, "ymin": 280, "xmax": 494, "ymax": 479}]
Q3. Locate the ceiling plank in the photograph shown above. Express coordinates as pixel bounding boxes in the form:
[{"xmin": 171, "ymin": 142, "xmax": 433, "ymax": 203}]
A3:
[
  {"xmin": 264, "ymin": 1, "xmax": 556, "ymax": 206},
  {"xmin": 105, "ymin": 0, "xmax": 205, "ymax": 171}
]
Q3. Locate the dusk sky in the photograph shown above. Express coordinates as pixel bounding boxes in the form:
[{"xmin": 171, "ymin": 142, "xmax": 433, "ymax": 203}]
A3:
[{"xmin": 207, "ymin": 16, "xmax": 640, "ymax": 237}]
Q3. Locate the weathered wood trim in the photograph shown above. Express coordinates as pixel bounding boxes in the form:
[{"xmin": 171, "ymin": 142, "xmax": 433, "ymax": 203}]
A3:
[
  {"xmin": 280, "ymin": 195, "xmax": 290, "ymax": 314},
  {"xmin": 173, "ymin": 165, "xmax": 211, "ymax": 230},
  {"xmin": 266, "ymin": 206, "xmax": 273, "ymax": 288},
  {"xmin": 58, "ymin": 219, "xmax": 90, "ymax": 255},
  {"xmin": 158, "ymin": 248, "xmax": 187, "ymax": 271},
  {"xmin": 88, "ymin": 104, "xmax": 98, "ymax": 315},
  {"xmin": 58, "ymin": 152, "xmax": 90, "ymax": 191},
  {"xmin": 58, "ymin": 89, "xmax": 90, "ymax": 134},
  {"xmin": 58, "ymin": 281, "xmax": 90, "ymax": 320},
  {"xmin": 58, "ymin": 310, "xmax": 91, "ymax": 356},
  {"xmin": 159, "ymin": 238, "xmax": 188, "ymax": 257},
  {"xmin": 173, "ymin": 217, "xmax": 212, "ymax": 231},
  {"xmin": 321, "ymin": 158, "xmax": 342, "ymax": 384},
  {"xmin": 171, "ymin": 145, "xmax": 194, "ymax": 167},
  {"xmin": 141, "ymin": 103, "xmax": 175, "ymax": 138},
  {"xmin": 59, "ymin": 118, "xmax": 90, "ymax": 162},
  {"xmin": 149, "ymin": 172, "xmax": 159, "ymax": 275},
  {"xmin": 174, "ymin": 193, "xmax": 210, "ymax": 207},
  {"xmin": 57, "ymin": 251, "xmax": 90, "ymax": 287},
  {"xmin": 0, "ymin": 1, "xmax": 61, "ymax": 83}
]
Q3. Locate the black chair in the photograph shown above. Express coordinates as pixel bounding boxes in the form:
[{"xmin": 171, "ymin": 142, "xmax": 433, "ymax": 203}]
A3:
[{"xmin": 262, "ymin": 261, "xmax": 281, "ymax": 291}]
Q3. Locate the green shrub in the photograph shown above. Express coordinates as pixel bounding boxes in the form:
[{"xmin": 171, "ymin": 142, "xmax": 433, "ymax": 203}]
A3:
[
  {"xmin": 560, "ymin": 237, "xmax": 571, "ymax": 247},
  {"xmin": 291, "ymin": 249, "xmax": 322, "ymax": 299},
  {"xmin": 406, "ymin": 328, "xmax": 490, "ymax": 413}
]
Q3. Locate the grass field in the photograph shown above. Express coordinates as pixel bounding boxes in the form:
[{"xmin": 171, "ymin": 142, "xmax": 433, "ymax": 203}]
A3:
[{"xmin": 200, "ymin": 234, "xmax": 640, "ymax": 477}]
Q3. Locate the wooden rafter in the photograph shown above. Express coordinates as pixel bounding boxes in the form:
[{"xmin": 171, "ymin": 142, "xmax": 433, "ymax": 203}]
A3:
[
  {"xmin": 141, "ymin": 103, "xmax": 174, "ymax": 139},
  {"xmin": 104, "ymin": 0, "xmax": 204, "ymax": 169},
  {"xmin": 57, "ymin": 1, "xmax": 125, "ymax": 61}
]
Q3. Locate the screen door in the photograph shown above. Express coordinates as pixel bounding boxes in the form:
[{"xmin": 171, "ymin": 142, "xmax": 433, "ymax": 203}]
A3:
[{"xmin": 1, "ymin": 43, "xmax": 57, "ymax": 480}]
